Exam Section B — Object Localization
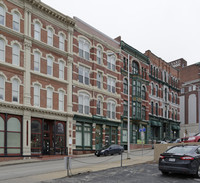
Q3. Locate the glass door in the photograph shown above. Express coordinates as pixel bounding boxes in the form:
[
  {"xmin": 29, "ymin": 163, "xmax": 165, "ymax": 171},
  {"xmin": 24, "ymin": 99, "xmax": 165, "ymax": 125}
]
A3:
[{"xmin": 95, "ymin": 125, "xmax": 102, "ymax": 150}]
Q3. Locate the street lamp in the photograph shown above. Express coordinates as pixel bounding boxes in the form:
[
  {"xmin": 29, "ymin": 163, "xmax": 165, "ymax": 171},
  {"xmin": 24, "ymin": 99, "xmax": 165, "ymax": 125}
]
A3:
[{"xmin": 127, "ymin": 54, "xmax": 130, "ymax": 159}]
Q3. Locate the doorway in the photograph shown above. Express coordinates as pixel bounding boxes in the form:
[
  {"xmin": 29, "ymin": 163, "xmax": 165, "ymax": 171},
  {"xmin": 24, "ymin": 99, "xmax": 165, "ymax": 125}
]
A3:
[{"xmin": 95, "ymin": 125, "xmax": 102, "ymax": 150}]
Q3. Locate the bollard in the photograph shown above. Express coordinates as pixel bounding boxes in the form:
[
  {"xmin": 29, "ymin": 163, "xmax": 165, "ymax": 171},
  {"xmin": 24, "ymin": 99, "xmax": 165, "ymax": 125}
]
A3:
[
  {"xmin": 64, "ymin": 157, "xmax": 71, "ymax": 177},
  {"xmin": 121, "ymin": 151, "xmax": 123, "ymax": 167}
]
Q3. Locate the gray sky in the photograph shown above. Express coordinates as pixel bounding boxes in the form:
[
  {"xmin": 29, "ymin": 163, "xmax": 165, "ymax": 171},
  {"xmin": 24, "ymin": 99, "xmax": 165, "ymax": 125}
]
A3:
[{"xmin": 42, "ymin": 0, "xmax": 200, "ymax": 66}]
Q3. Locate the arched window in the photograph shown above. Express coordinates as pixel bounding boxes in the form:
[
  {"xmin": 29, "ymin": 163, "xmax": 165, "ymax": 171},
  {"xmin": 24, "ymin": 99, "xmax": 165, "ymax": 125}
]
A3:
[
  {"xmin": 12, "ymin": 79, "xmax": 19, "ymax": 102},
  {"xmin": 0, "ymin": 75, "xmax": 5, "ymax": 100},
  {"xmin": 97, "ymin": 46, "xmax": 102, "ymax": 65},
  {"xmin": 34, "ymin": 84, "xmax": 40, "ymax": 107},
  {"xmin": 34, "ymin": 51, "xmax": 40, "ymax": 72},
  {"xmin": 123, "ymin": 78, "xmax": 128, "ymax": 94},
  {"xmin": 155, "ymin": 103, "xmax": 158, "ymax": 116},
  {"xmin": 165, "ymin": 88, "xmax": 167, "ymax": 102},
  {"xmin": 0, "ymin": 5, "xmax": 5, "ymax": 25},
  {"xmin": 7, "ymin": 117, "xmax": 21, "ymax": 154},
  {"xmin": 107, "ymin": 53, "xmax": 116, "ymax": 71},
  {"xmin": 132, "ymin": 61, "xmax": 139, "ymax": 74},
  {"xmin": 47, "ymin": 28, "xmax": 53, "ymax": 46},
  {"xmin": 12, "ymin": 43, "xmax": 20, "ymax": 66},
  {"xmin": 47, "ymin": 56, "xmax": 53, "ymax": 76},
  {"xmin": 151, "ymin": 101, "xmax": 154, "ymax": 115},
  {"xmin": 59, "ymin": 33, "xmax": 65, "ymax": 51},
  {"xmin": 34, "ymin": 22, "xmax": 41, "ymax": 41},
  {"xmin": 59, "ymin": 60, "xmax": 64, "ymax": 79},
  {"xmin": 0, "ymin": 117, "xmax": 4, "ymax": 154},
  {"xmin": 59, "ymin": 90, "xmax": 64, "ymax": 111},
  {"xmin": 13, "ymin": 12, "xmax": 20, "ymax": 32},
  {"xmin": 79, "ymin": 38, "xmax": 90, "ymax": 60},
  {"xmin": 156, "ymin": 68, "xmax": 158, "ymax": 78},
  {"xmin": 155, "ymin": 85, "xmax": 158, "ymax": 97},
  {"xmin": 79, "ymin": 92, "xmax": 90, "ymax": 114},
  {"xmin": 141, "ymin": 86, "xmax": 146, "ymax": 100},
  {"xmin": 107, "ymin": 100, "xmax": 116, "ymax": 119},
  {"xmin": 172, "ymin": 92, "xmax": 174, "ymax": 103},
  {"xmin": 97, "ymin": 96, "xmax": 103, "ymax": 115},
  {"xmin": 47, "ymin": 87, "xmax": 53, "ymax": 109},
  {"xmin": 0, "ymin": 38, "xmax": 5, "ymax": 61}
]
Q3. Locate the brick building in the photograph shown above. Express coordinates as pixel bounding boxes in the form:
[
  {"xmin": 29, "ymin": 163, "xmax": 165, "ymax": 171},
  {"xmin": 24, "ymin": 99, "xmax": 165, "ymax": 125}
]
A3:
[
  {"xmin": 0, "ymin": 0, "xmax": 181, "ymax": 158},
  {"xmin": 170, "ymin": 59, "xmax": 200, "ymax": 137}
]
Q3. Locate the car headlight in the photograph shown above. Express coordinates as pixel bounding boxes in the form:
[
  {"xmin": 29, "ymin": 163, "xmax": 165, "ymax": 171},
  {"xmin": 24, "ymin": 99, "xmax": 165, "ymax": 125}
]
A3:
[
  {"xmin": 101, "ymin": 150, "xmax": 105, "ymax": 153},
  {"xmin": 188, "ymin": 137, "xmax": 195, "ymax": 140}
]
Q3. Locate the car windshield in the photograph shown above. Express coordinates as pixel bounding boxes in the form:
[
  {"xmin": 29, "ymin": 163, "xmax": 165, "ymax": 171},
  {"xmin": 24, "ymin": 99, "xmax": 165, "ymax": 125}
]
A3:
[
  {"xmin": 194, "ymin": 133, "xmax": 200, "ymax": 136},
  {"xmin": 166, "ymin": 146, "xmax": 195, "ymax": 154}
]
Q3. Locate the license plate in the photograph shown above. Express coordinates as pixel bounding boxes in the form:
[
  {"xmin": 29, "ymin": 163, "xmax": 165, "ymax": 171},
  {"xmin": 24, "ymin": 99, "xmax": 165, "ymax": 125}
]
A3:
[{"xmin": 169, "ymin": 158, "xmax": 175, "ymax": 162}]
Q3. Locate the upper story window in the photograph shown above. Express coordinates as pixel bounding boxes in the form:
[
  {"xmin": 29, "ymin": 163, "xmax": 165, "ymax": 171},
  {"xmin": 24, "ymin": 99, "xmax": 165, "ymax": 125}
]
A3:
[
  {"xmin": 12, "ymin": 79, "xmax": 19, "ymax": 102},
  {"xmin": 133, "ymin": 80, "xmax": 141, "ymax": 97},
  {"xmin": 97, "ymin": 46, "xmax": 102, "ymax": 64},
  {"xmin": 12, "ymin": 43, "xmax": 20, "ymax": 66},
  {"xmin": 164, "ymin": 88, "xmax": 168, "ymax": 102},
  {"xmin": 79, "ymin": 65, "xmax": 89, "ymax": 85},
  {"xmin": 172, "ymin": 108, "xmax": 174, "ymax": 120},
  {"xmin": 155, "ymin": 103, "xmax": 158, "ymax": 116},
  {"xmin": 0, "ymin": 75, "xmax": 5, "ymax": 100},
  {"xmin": 172, "ymin": 92, "xmax": 174, "ymax": 103},
  {"xmin": 123, "ymin": 57, "xmax": 128, "ymax": 71},
  {"xmin": 107, "ymin": 100, "xmax": 116, "ymax": 119},
  {"xmin": 78, "ymin": 92, "xmax": 90, "ymax": 115},
  {"xmin": 34, "ymin": 22, "xmax": 41, "ymax": 41},
  {"xmin": 0, "ymin": 5, "xmax": 5, "ymax": 26},
  {"xmin": 47, "ymin": 87, "xmax": 53, "ymax": 109},
  {"xmin": 59, "ymin": 60, "xmax": 64, "ymax": 79},
  {"xmin": 142, "ymin": 106, "xmax": 146, "ymax": 120},
  {"xmin": 47, "ymin": 56, "xmax": 53, "ymax": 76},
  {"xmin": 123, "ymin": 78, "xmax": 128, "ymax": 94},
  {"xmin": 13, "ymin": 12, "xmax": 20, "ymax": 32},
  {"xmin": 175, "ymin": 94, "xmax": 178, "ymax": 104},
  {"xmin": 34, "ymin": 84, "xmax": 40, "ymax": 107},
  {"xmin": 141, "ymin": 86, "xmax": 146, "ymax": 100},
  {"xmin": 107, "ymin": 53, "xmax": 116, "ymax": 71},
  {"xmin": 47, "ymin": 28, "xmax": 53, "ymax": 46},
  {"xmin": 107, "ymin": 76, "xmax": 116, "ymax": 93},
  {"xmin": 151, "ymin": 101, "xmax": 154, "ymax": 115},
  {"xmin": 155, "ymin": 85, "xmax": 158, "ymax": 97},
  {"xmin": 97, "ymin": 96, "xmax": 103, "ymax": 115},
  {"xmin": 34, "ymin": 51, "xmax": 40, "ymax": 72},
  {"xmin": 156, "ymin": 68, "xmax": 158, "ymax": 78},
  {"xmin": 79, "ymin": 38, "xmax": 90, "ymax": 60},
  {"xmin": 59, "ymin": 90, "xmax": 64, "ymax": 111},
  {"xmin": 132, "ymin": 61, "xmax": 139, "ymax": 75},
  {"xmin": 151, "ymin": 83, "xmax": 154, "ymax": 95},
  {"xmin": 59, "ymin": 33, "xmax": 65, "ymax": 51},
  {"xmin": 0, "ymin": 38, "xmax": 5, "ymax": 62},
  {"xmin": 97, "ymin": 72, "xmax": 102, "ymax": 89},
  {"xmin": 123, "ymin": 100, "xmax": 128, "ymax": 116}
]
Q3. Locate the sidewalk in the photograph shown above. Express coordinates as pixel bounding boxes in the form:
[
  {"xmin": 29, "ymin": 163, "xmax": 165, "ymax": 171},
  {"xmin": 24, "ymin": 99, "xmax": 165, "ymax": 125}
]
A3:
[{"xmin": 0, "ymin": 149, "xmax": 154, "ymax": 183}]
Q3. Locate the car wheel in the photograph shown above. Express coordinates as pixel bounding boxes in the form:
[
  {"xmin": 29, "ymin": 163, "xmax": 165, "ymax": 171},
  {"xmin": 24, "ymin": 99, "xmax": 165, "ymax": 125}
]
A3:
[
  {"xmin": 161, "ymin": 171, "xmax": 169, "ymax": 175},
  {"xmin": 104, "ymin": 151, "xmax": 109, "ymax": 156},
  {"xmin": 195, "ymin": 165, "xmax": 200, "ymax": 178},
  {"xmin": 97, "ymin": 155, "xmax": 100, "ymax": 157},
  {"xmin": 198, "ymin": 139, "xmax": 200, "ymax": 142}
]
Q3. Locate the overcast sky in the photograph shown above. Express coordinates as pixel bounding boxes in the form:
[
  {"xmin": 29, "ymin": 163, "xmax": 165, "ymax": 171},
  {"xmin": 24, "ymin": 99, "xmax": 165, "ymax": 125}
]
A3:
[{"xmin": 42, "ymin": 0, "xmax": 200, "ymax": 66}]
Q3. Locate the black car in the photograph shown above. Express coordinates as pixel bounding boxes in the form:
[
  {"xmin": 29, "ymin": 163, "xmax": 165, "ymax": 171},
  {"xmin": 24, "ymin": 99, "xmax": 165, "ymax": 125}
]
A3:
[
  {"xmin": 159, "ymin": 145, "xmax": 200, "ymax": 178},
  {"xmin": 95, "ymin": 144, "xmax": 124, "ymax": 157}
]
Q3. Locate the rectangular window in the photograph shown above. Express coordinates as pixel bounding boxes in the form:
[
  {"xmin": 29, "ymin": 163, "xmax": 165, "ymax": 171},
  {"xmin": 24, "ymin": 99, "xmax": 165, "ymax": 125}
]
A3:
[
  {"xmin": 34, "ymin": 23, "xmax": 41, "ymax": 41},
  {"xmin": 47, "ymin": 29, "xmax": 53, "ymax": 46},
  {"xmin": 34, "ymin": 52, "xmax": 40, "ymax": 71},
  {"xmin": 59, "ymin": 34, "xmax": 65, "ymax": 51},
  {"xmin": 0, "ymin": 39, "xmax": 5, "ymax": 61},
  {"xmin": 47, "ymin": 57, "xmax": 53, "ymax": 76},
  {"xmin": 79, "ymin": 39, "xmax": 90, "ymax": 60},
  {"xmin": 0, "ymin": 76, "xmax": 5, "ymax": 100},
  {"xmin": 79, "ymin": 93, "xmax": 90, "ymax": 115},
  {"xmin": 79, "ymin": 66, "xmax": 90, "ymax": 85},
  {"xmin": 0, "ymin": 6, "xmax": 5, "ymax": 25},
  {"xmin": 34, "ymin": 85, "xmax": 40, "ymax": 107},
  {"xmin": 13, "ymin": 13, "xmax": 20, "ymax": 32},
  {"xmin": 97, "ymin": 72, "xmax": 102, "ymax": 89},
  {"xmin": 107, "ymin": 77, "xmax": 115, "ymax": 93},
  {"xmin": 97, "ymin": 47, "xmax": 101, "ymax": 64},
  {"xmin": 12, "ymin": 79, "xmax": 19, "ymax": 102},
  {"xmin": 59, "ymin": 91, "xmax": 64, "ymax": 111},
  {"xmin": 123, "ymin": 101, "xmax": 128, "ymax": 116},
  {"xmin": 76, "ymin": 124, "xmax": 82, "ymax": 146},
  {"xmin": 107, "ymin": 54, "xmax": 116, "ymax": 71},
  {"xmin": 84, "ymin": 125, "xmax": 91, "ymax": 146}
]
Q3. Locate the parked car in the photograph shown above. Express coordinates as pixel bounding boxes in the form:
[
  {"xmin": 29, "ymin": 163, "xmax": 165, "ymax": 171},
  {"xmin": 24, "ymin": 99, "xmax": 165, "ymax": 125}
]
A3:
[
  {"xmin": 95, "ymin": 144, "xmax": 124, "ymax": 157},
  {"xmin": 168, "ymin": 138, "xmax": 181, "ymax": 143},
  {"xmin": 181, "ymin": 133, "xmax": 200, "ymax": 143},
  {"xmin": 159, "ymin": 144, "xmax": 200, "ymax": 178}
]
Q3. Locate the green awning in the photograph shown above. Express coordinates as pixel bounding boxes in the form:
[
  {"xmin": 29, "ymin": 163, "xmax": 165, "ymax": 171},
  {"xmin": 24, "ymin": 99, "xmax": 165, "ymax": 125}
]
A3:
[
  {"xmin": 172, "ymin": 125, "xmax": 180, "ymax": 130},
  {"xmin": 151, "ymin": 121, "xmax": 161, "ymax": 127}
]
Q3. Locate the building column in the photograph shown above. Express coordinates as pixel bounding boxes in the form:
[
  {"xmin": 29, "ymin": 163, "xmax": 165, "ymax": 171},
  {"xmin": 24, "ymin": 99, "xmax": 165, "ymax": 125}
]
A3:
[
  {"xmin": 92, "ymin": 123, "xmax": 96, "ymax": 150},
  {"xmin": 23, "ymin": 110, "xmax": 31, "ymax": 156},
  {"xmin": 66, "ymin": 116, "xmax": 74, "ymax": 155},
  {"xmin": 102, "ymin": 125, "xmax": 106, "ymax": 146},
  {"xmin": 117, "ymin": 126, "xmax": 121, "ymax": 145}
]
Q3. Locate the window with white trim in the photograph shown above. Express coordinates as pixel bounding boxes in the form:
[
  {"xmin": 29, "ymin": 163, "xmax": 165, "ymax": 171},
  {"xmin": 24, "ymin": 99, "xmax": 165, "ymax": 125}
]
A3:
[
  {"xmin": 79, "ymin": 38, "xmax": 90, "ymax": 60},
  {"xmin": 123, "ymin": 78, "xmax": 128, "ymax": 94},
  {"xmin": 59, "ymin": 61, "xmax": 64, "ymax": 79},
  {"xmin": 59, "ymin": 33, "xmax": 65, "ymax": 51},
  {"xmin": 97, "ymin": 96, "xmax": 102, "ymax": 115},
  {"xmin": 34, "ymin": 84, "xmax": 40, "ymax": 107},
  {"xmin": 47, "ymin": 87, "xmax": 53, "ymax": 109},
  {"xmin": 0, "ymin": 38, "xmax": 5, "ymax": 61},
  {"xmin": 0, "ymin": 6, "xmax": 5, "ymax": 26},
  {"xmin": 47, "ymin": 56, "xmax": 53, "ymax": 76},
  {"xmin": 0, "ymin": 75, "xmax": 5, "ymax": 100},
  {"xmin": 59, "ymin": 90, "xmax": 64, "ymax": 111},
  {"xmin": 97, "ymin": 46, "xmax": 102, "ymax": 64},
  {"xmin": 107, "ymin": 53, "xmax": 116, "ymax": 71},
  {"xmin": 78, "ymin": 93, "xmax": 90, "ymax": 114},
  {"xmin": 107, "ymin": 76, "xmax": 116, "ymax": 93},
  {"xmin": 97, "ymin": 72, "xmax": 102, "ymax": 89},
  {"xmin": 34, "ymin": 22, "xmax": 41, "ymax": 41},
  {"xmin": 13, "ymin": 12, "xmax": 20, "ymax": 32},
  {"xmin": 47, "ymin": 28, "xmax": 53, "ymax": 46},
  {"xmin": 12, "ymin": 79, "xmax": 19, "ymax": 102},
  {"xmin": 107, "ymin": 100, "xmax": 116, "ymax": 119},
  {"xmin": 34, "ymin": 51, "xmax": 40, "ymax": 72},
  {"xmin": 78, "ymin": 65, "xmax": 90, "ymax": 85},
  {"xmin": 12, "ymin": 43, "xmax": 20, "ymax": 66}
]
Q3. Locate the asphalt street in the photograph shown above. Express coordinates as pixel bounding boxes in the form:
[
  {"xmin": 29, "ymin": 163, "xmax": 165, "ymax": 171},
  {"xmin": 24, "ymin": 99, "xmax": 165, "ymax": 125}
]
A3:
[{"xmin": 43, "ymin": 163, "xmax": 200, "ymax": 183}]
